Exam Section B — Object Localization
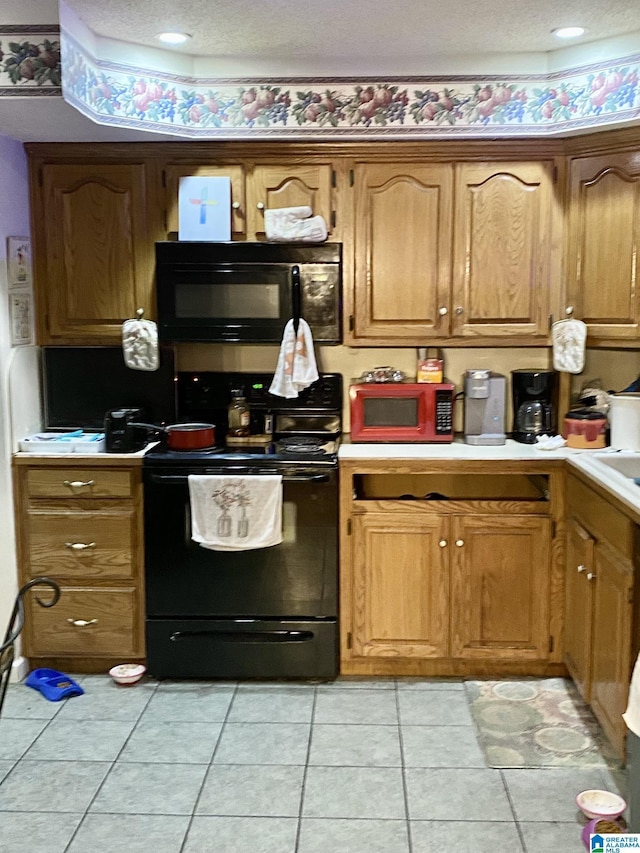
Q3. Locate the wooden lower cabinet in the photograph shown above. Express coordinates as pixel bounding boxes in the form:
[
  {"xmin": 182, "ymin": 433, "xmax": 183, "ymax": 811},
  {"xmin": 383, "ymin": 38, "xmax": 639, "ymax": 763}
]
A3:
[
  {"xmin": 450, "ymin": 515, "xmax": 551, "ymax": 661},
  {"xmin": 13, "ymin": 456, "xmax": 146, "ymax": 671},
  {"xmin": 341, "ymin": 460, "xmax": 563, "ymax": 677},
  {"xmin": 351, "ymin": 512, "xmax": 449, "ymax": 659},
  {"xmin": 565, "ymin": 473, "xmax": 636, "ymax": 756}
]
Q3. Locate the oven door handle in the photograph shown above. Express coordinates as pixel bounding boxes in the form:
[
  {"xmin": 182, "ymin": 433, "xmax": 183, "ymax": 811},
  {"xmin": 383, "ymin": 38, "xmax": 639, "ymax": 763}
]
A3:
[
  {"xmin": 147, "ymin": 472, "xmax": 331, "ymax": 484},
  {"xmin": 169, "ymin": 629, "xmax": 315, "ymax": 643}
]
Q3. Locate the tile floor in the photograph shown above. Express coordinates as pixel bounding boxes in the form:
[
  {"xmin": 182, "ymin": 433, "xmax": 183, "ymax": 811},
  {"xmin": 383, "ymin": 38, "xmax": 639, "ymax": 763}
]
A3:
[{"xmin": 0, "ymin": 675, "xmax": 628, "ymax": 853}]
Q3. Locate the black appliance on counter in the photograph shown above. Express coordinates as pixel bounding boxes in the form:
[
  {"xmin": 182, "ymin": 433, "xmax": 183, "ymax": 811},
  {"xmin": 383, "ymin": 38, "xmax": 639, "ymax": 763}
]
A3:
[
  {"xmin": 143, "ymin": 371, "xmax": 342, "ymax": 680},
  {"xmin": 511, "ymin": 369, "xmax": 557, "ymax": 444},
  {"xmin": 155, "ymin": 241, "xmax": 342, "ymax": 344},
  {"xmin": 104, "ymin": 407, "xmax": 148, "ymax": 453},
  {"xmin": 42, "ymin": 346, "xmax": 176, "ymax": 431}
]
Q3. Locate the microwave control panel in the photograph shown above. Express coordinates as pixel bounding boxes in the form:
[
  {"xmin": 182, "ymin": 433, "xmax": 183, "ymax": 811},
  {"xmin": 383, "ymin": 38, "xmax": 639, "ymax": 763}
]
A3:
[{"xmin": 435, "ymin": 390, "xmax": 454, "ymax": 435}]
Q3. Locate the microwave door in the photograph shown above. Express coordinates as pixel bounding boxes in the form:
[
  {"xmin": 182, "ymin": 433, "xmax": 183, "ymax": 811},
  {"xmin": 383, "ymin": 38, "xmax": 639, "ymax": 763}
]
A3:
[{"xmin": 158, "ymin": 265, "xmax": 290, "ymax": 342}]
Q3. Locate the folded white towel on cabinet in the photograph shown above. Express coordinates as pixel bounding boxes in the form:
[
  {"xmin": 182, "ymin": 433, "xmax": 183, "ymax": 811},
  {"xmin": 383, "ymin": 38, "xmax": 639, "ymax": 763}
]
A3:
[
  {"xmin": 269, "ymin": 318, "xmax": 319, "ymax": 399},
  {"xmin": 188, "ymin": 474, "xmax": 283, "ymax": 552}
]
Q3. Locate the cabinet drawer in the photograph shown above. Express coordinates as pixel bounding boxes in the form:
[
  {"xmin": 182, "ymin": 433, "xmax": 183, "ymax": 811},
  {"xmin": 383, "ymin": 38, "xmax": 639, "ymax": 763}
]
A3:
[
  {"xmin": 26, "ymin": 468, "xmax": 133, "ymax": 499},
  {"xmin": 567, "ymin": 475, "xmax": 634, "ymax": 558},
  {"xmin": 25, "ymin": 587, "xmax": 139, "ymax": 657},
  {"xmin": 27, "ymin": 510, "xmax": 136, "ymax": 578}
]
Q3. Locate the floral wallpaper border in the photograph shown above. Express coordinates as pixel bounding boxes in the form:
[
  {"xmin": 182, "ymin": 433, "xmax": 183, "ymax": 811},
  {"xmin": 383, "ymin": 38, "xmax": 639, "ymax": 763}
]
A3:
[
  {"xmin": 0, "ymin": 27, "xmax": 61, "ymax": 93},
  {"xmin": 1, "ymin": 22, "xmax": 639, "ymax": 138},
  {"xmin": 61, "ymin": 30, "xmax": 640, "ymax": 138}
]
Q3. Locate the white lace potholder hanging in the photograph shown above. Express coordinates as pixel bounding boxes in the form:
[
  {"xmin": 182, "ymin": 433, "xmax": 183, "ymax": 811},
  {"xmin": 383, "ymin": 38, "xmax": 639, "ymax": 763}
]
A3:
[
  {"xmin": 551, "ymin": 318, "xmax": 587, "ymax": 374},
  {"xmin": 122, "ymin": 309, "xmax": 160, "ymax": 371}
]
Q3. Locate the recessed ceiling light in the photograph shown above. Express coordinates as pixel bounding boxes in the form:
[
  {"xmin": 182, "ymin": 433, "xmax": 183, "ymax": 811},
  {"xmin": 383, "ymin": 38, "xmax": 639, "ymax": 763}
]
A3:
[
  {"xmin": 156, "ymin": 32, "xmax": 192, "ymax": 45},
  {"xmin": 552, "ymin": 26, "xmax": 586, "ymax": 40}
]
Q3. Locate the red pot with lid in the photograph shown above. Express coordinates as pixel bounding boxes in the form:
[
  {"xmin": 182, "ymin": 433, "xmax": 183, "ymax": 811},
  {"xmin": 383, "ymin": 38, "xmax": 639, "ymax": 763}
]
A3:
[{"xmin": 562, "ymin": 410, "xmax": 608, "ymax": 449}]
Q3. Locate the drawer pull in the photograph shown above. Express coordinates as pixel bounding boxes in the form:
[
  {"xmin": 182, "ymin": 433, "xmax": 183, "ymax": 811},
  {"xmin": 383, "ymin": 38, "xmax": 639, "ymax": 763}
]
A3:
[
  {"xmin": 63, "ymin": 479, "xmax": 95, "ymax": 489},
  {"xmin": 438, "ymin": 539, "xmax": 447, "ymax": 548},
  {"xmin": 64, "ymin": 542, "xmax": 96, "ymax": 551},
  {"xmin": 577, "ymin": 564, "xmax": 587, "ymax": 573},
  {"xmin": 67, "ymin": 618, "xmax": 98, "ymax": 627},
  {"xmin": 455, "ymin": 539, "xmax": 464, "ymax": 547},
  {"xmin": 587, "ymin": 572, "xmax": 596, "ymax": 581}
]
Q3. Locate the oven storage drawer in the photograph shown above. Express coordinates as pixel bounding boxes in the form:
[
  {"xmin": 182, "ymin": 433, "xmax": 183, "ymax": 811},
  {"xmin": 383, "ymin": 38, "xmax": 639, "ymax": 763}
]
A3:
[{"xmin": 146, "ymin": 618, "xmax": 338, "ymax": 679}]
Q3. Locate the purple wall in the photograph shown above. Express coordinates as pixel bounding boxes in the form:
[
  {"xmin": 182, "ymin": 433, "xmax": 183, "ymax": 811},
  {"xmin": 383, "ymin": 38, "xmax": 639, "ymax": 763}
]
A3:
[{"xmin": 0, "ymin": 135, "xmax": 29, "ymax": 241}]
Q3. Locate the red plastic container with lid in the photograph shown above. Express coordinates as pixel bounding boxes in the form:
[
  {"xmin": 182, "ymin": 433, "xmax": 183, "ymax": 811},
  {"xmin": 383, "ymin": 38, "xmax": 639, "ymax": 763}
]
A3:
[{"xmin": 562, "ymin": 410, "xmax": 608, "ymax": 449}]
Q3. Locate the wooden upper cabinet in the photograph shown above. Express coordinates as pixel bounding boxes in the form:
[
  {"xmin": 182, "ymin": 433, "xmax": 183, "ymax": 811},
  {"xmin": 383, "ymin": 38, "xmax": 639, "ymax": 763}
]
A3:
[
  {"xmin": 566, "ymin": 152, "xmax": 640, "ymax": 341},
  {"xmin": 452, "ymin": 162, "xmax": 557, "ymax": 339},
  {"xmin": 352, "ymin": 163, "xmax": 453, "ymax": 341},
  {"xmin": 34, "ymin": 163, "xmax": 155, "ymax": 345},
  {"xmin": 164, "ymin": 164, "xmax": 246, "ymax": 236},
  {"xmin": 246, "ymin": 164, "xmax": 333, "ymax": 239}
]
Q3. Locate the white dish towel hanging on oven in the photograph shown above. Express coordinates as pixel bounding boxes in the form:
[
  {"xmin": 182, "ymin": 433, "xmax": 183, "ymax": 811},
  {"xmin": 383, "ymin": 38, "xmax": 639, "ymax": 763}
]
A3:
[
  {"xmin": 269, "ymin": 318, "xmax": 319, "ymax": 398},
  {"xmin": 188, "ymin": 474, "xmax": 283, "ymax": 551}
]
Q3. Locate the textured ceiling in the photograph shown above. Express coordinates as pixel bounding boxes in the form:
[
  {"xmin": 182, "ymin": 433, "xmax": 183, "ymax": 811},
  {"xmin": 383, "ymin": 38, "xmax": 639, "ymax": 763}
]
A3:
[
  {"xmin": 1, "ymin": 0, "xmax": 640, "ymax": 142},
  {"xmin": 64, "ymin": 0, "xmax": 640, "ymax": 61}
]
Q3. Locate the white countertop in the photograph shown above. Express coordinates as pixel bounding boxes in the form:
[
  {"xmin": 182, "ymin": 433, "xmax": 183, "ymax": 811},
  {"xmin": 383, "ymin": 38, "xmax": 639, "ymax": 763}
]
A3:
[
  {"xmin": 338, "ymin": 437, "xmax": 579, "ymax": 461},
  {"xmin": 339, "ymin": 437, "xmax": 640, "ymax": 520}
]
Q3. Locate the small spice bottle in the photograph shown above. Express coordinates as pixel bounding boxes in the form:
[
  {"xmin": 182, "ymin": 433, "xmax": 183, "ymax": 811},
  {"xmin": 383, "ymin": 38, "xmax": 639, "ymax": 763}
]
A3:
[{"xmin": 227, "ymin": 388, "xmax": 250, "ymax": 437}]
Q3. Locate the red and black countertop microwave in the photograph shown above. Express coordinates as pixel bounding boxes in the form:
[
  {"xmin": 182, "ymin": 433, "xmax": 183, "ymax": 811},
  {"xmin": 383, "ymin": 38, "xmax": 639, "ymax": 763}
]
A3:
[{"xmin": 349, "ymin": 382, "xmax": 456, "ymax": 442}]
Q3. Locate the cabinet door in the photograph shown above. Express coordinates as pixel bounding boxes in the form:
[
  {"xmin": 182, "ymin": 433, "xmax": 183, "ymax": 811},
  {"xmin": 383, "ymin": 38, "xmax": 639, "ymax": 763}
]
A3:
[
  {"xmin": 566, "ymin": 152, "xmax": 640, "ymax": 341},
  {"xmin": 452, "ymin": 162, "xmax": 556, "ymax": 338},
  {"xmin": 590, "ymin": 541, "xmax": 633, "ymax": 756},
  {"xmin": 451, "ymin": 514, "xmax": 552, "ymax": 660},
  {"xmin": 37, "ymin": 163, "xmax": 155, "ymax": 344},
  {"xmin": 163, "ymin": 164, "xmax": 245, "ymax": 235},
  {"xmin": 352, "ymin": 163, "xmax": 452, "ymax": 341},
  {"xmin": 350, "ymin": 512, "xmax": 449, "ymax": 659},
  {"xmin": 246, "ymin": 164, "xmax": 333, "ymax": 238},
  {"xmin": 564, "ymin": 516, "xmax": 595, "ymax": 701}
]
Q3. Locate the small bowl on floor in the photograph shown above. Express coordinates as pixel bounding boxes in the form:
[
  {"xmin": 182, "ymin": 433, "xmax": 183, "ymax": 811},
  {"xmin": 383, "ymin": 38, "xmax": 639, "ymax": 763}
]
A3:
[
  {"xmin": 576, "ymin": 789, "xmax": 626, "ymax": 820},
  {"xmin": 109, "ymin": 663, "xmax": 146, "ymax": 686}
]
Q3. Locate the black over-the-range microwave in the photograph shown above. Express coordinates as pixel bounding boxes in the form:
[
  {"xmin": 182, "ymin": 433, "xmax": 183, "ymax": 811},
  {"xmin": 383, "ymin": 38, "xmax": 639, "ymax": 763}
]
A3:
[{"xmin": 155, "ymin": 241, "xmax": 342, "ymax": 344}]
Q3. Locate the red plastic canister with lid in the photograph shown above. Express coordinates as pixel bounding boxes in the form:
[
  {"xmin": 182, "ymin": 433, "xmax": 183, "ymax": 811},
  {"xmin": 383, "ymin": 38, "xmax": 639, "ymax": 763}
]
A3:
[{"xmin": 562, "ymin": 410, "xmax": 608, "ymax": 449}]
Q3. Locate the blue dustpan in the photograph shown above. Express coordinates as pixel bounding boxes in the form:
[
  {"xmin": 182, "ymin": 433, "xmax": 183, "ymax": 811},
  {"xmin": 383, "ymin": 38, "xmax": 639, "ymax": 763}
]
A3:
[{"xmin": 25, "ymin": 668, "xmax": 84, "ymax": 701}]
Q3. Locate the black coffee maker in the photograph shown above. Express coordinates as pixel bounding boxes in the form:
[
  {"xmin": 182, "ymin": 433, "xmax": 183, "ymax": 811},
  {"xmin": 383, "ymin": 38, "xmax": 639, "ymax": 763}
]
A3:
[{"xmin": 511, "ymin": 369, "xmax": 557, "ymax": 444}]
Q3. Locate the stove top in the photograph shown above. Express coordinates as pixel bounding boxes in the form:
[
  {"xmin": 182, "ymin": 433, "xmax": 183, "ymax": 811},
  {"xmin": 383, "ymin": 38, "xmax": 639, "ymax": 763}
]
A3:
[
  {"xmin": 144, "ymin": 435, "xmax": 340, "ymax": 467},
  {"xmin": 143, "ymin": 371, "xmax": 343, "ymax": 470}
]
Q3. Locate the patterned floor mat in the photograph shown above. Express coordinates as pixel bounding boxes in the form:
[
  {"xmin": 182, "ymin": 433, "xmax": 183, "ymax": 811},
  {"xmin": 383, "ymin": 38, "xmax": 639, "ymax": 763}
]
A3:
[{"xmin": 465, "ymin": 678, "xmax": 619, "ymax": 769}]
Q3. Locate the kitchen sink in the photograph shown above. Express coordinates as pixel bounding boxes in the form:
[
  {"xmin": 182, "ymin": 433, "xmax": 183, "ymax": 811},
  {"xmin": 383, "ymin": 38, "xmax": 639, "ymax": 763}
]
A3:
[{"xmin": 590, "ymin": 453, "xmax": 640, "ymax": 480}]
